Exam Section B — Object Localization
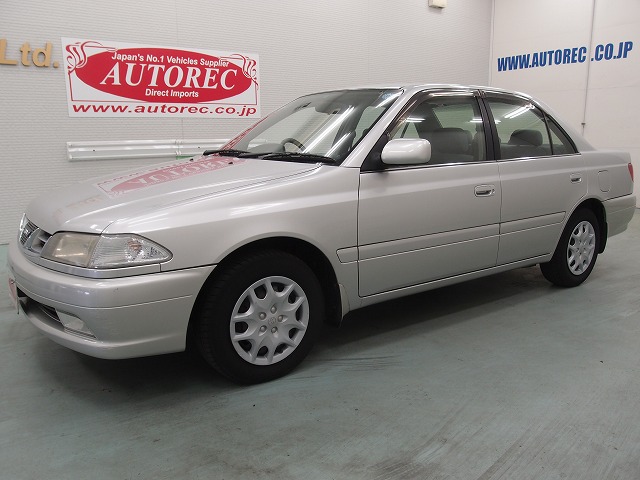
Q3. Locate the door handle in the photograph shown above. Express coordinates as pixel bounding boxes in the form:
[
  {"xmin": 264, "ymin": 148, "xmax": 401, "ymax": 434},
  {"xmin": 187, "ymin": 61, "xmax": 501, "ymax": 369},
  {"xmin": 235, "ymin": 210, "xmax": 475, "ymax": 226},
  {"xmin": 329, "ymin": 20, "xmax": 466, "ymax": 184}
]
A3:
[
  {"xmin": 475, "ymin": 185, "xmax": 496, "ymax": 197},
  {"xmin": 570, "ymin": 174, "xmax": 582, "ymax": 183}
]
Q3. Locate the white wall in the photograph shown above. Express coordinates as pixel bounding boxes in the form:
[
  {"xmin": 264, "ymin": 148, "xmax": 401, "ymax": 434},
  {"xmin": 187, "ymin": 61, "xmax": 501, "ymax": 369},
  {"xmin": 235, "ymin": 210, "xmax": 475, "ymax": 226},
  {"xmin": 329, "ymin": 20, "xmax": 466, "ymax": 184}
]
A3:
[
  {"xmin": 0, "ymin": 0, "xmax": 493, "ymax": 243},
  {"xmin": 491, "ymin": 0, "xmax": 640, "ymax": 203}
]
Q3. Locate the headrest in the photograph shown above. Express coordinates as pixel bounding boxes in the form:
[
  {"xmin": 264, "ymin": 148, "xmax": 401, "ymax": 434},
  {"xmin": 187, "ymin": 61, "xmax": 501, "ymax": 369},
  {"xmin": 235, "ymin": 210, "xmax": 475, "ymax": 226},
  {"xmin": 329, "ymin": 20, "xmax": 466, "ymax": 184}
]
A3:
[
  {"xmin": 428, "ymin": 128, "xmax": 471, "ymax": 154},
  {"xmin": 509, "ymin": 129, "xmax": 543, "ymax": 146}
]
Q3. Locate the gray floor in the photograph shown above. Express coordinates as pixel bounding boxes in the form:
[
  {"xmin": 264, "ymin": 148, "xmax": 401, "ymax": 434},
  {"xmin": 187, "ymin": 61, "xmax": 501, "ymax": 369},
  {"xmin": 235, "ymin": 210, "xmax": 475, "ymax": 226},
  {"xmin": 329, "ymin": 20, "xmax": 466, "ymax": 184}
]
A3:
[{"xmin": 1, "ymin": 213, "xmax": 640, "ymax": 480}]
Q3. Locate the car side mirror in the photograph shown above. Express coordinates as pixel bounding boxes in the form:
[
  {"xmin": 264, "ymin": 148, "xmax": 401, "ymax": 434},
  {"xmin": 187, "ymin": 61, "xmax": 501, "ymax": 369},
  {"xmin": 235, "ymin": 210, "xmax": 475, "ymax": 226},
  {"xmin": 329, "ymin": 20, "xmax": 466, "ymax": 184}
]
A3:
[{"xmin": 381, "ymin": 138, "xmax": 431, "ymax": 165}]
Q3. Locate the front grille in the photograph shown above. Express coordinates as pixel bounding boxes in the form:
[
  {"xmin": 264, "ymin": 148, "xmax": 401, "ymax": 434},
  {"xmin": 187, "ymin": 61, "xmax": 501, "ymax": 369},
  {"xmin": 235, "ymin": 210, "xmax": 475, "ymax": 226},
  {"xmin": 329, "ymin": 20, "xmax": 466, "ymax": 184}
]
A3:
[
  {"xmin": 21, "ymin": 296, "xmax": 63, "ymax": 328},
  {"xmin": 37, "ymin": 303, "xmax": 63, "ymax": 325},
  {"xmin": 19, "ymin": 218, "xmax": 51, "ymax": 255},
  {"xmin": 22, "ymin": 296, "xmax": 96, "ymax": 339},
  {"xmin": 19, "ymin": 220, "xmax": 37, "ymax": 245}
]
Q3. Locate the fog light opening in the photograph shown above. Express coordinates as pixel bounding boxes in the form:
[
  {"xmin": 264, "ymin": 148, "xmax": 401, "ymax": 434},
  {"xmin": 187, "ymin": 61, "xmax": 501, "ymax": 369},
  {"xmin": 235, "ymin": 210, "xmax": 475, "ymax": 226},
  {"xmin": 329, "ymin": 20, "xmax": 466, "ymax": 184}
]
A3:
[{"xmin": 56, "ymin": 311, "xmax": 95, "ymax": 337}]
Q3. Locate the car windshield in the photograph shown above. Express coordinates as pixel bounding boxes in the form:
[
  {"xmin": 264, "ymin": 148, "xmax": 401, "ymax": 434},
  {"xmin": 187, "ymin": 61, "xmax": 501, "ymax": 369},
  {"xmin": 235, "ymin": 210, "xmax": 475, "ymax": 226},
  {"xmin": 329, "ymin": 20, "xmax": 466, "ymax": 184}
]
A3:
[{"xmin": 221, "ymin": 89, "xmax": 402, "ymax": 164}]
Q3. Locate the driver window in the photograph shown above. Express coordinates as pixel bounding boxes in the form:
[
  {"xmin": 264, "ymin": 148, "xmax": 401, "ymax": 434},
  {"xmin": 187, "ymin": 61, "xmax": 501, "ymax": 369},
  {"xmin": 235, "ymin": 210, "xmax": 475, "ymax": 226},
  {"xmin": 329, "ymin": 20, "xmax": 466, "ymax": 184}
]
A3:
[{"xmin": 390, "ymin": 95, "xmax": 486, "ymax": 164}]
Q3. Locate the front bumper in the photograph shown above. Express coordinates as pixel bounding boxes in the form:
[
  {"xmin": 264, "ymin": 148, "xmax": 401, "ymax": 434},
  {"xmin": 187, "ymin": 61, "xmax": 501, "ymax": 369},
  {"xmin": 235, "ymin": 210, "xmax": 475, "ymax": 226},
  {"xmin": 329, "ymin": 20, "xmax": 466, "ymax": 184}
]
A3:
[{"xmin": 7, "ymin": 239, "xmax": 215, "ymax": 359}]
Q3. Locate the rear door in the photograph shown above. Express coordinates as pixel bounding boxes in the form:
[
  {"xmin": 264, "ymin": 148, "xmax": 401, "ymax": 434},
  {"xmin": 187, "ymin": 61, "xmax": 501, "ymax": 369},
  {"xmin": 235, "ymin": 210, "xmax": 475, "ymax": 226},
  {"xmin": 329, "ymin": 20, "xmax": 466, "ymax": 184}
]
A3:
[
  {"xmin": 482, "ymin": 93, "xmax": 587, "ymax": 265},
  {"xmin": 357, "ymin": 90, "xmax": 501, "ymax": 297}
]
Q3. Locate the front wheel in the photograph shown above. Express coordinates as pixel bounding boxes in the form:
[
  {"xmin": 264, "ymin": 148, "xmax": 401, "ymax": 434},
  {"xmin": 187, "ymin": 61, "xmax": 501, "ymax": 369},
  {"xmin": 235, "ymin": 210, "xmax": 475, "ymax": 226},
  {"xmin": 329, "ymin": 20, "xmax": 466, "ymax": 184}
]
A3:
[
  {"xmin": 194, "ymin": 250, "xmax": 324, "ymax": 384},
  {"xmin": 540, "ymin": 209, "xmax": 600, "ymax": 287}
]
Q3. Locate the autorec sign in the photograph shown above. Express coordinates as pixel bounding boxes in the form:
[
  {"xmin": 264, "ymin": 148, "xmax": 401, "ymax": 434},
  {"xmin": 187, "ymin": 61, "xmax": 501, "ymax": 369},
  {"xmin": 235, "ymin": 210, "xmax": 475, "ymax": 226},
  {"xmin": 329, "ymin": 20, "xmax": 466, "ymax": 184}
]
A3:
[
  {"xmin": 62, "ymin": 38, "xmax": 260, "ymax": 118},
  {"xmin": 496, "ymin": 40, "xmax": 634, "ymax": 72}
]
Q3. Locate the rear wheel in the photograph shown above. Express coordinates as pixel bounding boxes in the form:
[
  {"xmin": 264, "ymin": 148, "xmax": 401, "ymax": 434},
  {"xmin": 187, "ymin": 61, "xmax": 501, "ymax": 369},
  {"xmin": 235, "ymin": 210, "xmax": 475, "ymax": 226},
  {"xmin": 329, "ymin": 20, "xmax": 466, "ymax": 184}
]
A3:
[
  {"xmin": 540, "ymin": 208, "xmax": 600, "ymax": 287},
  {"xmin": 195, "ymin": 250, "xmax": 323, "ymax": 384}
]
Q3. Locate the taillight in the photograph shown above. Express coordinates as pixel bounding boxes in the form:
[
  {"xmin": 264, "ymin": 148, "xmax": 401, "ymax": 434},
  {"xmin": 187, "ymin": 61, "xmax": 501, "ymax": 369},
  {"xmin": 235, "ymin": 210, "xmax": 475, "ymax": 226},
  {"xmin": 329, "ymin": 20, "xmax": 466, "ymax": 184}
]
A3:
[{"xmin": 629, "ymin": 163, "xmax": 634, "ymax": 182}]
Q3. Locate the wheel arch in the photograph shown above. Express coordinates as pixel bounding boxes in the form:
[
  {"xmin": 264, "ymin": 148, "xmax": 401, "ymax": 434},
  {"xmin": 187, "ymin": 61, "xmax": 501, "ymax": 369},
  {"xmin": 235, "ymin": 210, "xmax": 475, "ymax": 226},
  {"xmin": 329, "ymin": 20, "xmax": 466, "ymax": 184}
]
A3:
[
  {"xmin": 187, "ymin": 236, "xmax": 343, "ymax": 346},
  {"xmin": 572, "ymin": 198, "xmax": 607, "ymax": 253}
]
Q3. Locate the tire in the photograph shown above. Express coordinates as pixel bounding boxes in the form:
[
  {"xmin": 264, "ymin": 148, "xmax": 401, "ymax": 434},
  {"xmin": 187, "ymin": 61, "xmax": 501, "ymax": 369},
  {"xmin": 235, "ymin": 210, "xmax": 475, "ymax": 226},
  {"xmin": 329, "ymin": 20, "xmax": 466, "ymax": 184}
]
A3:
[
  {"xmin": 195, "ymin": 250, "xmax": 324, "ymax": 384},
  {"xmin": 540, "ymin": 208, "xmax": 600, "ymax": 287}
]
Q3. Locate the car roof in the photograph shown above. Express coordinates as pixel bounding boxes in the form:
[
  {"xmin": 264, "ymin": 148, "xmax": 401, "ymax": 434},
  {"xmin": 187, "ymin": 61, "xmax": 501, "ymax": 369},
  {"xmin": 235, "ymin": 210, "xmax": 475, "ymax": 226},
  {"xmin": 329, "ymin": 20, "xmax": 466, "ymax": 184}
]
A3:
[{"xmin": 328, "ymin": 84, "xmax": 535, "ymax": 101}]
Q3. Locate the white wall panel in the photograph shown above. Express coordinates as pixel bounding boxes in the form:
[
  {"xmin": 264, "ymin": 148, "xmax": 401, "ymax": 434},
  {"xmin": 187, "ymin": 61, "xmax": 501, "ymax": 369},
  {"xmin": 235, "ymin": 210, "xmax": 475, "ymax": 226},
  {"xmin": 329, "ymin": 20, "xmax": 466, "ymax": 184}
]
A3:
[
  {"xmin": 0, "ymin": 0, "xmax": 492, "ymax": 243},
  {"xmin": 491, "ymin": 0, "xmax": 640, "ymax": 204},
  {"xmin": 582, "ymin": 1, "xmax": 640, "ymax": 153},
  {"xmin": 490, "ymin": 0, "xmax": 593, "ymax": 125}
]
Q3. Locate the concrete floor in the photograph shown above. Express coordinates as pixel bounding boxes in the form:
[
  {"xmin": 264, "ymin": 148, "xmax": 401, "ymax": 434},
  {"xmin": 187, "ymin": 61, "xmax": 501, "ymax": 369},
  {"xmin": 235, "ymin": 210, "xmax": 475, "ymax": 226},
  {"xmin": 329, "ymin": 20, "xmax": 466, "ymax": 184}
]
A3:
[{"xmin": 1, "ymin": 213, "xmax": 639, "ymax": 480}]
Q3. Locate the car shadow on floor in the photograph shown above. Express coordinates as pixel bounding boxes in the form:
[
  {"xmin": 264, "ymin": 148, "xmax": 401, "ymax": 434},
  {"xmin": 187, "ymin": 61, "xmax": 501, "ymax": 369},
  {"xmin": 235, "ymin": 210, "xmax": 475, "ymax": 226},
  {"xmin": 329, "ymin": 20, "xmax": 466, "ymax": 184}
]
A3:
[
  {"xmin": 319, "ymin": 266, "xmax": 551, "ymax": 345},
  {"xmin": 31, "ymin": 265, "xmax": 556, "ymax": 396}
]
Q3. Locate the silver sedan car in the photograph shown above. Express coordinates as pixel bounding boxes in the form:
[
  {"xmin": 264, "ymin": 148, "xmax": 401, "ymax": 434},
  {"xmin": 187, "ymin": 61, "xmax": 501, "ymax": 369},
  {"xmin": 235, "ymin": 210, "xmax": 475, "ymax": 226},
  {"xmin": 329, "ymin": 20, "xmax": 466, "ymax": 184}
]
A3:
[{"xmin": 8, "ymin": 85, "xmax": 636, "ymax": 383}]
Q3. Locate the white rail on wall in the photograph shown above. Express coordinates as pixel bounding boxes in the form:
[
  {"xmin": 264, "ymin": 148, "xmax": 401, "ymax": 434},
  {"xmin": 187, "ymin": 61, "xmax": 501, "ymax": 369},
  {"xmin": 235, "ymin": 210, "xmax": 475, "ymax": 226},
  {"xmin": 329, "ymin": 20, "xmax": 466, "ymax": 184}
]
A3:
[{"xmin": 67, "ymin": 139, "xmax": 229, "ymax": 161}]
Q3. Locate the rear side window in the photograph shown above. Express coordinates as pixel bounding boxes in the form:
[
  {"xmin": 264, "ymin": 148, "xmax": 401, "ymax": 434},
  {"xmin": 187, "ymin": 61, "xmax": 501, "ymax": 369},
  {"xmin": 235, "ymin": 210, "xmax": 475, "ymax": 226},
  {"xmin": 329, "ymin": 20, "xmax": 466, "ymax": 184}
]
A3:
[
  {"xmin": 485, "ymin": 97, "xmax": 578, "ymax": 159},
  {"xmin": 485, "ymin": 97, "xmax": 551, "ymax": 159}
]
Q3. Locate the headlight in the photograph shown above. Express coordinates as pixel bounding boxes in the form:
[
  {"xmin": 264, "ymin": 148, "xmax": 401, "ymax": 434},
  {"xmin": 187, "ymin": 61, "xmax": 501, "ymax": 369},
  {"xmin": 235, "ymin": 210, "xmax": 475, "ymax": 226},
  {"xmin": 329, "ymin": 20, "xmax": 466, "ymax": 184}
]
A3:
[{"xmin": 41, "ymin": 233, "xmax": 172, "ymax": 268}]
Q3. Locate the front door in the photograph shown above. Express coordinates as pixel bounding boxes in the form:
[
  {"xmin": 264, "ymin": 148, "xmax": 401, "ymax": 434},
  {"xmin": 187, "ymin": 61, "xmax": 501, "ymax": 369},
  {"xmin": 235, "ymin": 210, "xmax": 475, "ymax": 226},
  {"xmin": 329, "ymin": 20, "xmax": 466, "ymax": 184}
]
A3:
[{"xmin": 357, "ymin": 91, "xmax": 501, "ymax": 297}]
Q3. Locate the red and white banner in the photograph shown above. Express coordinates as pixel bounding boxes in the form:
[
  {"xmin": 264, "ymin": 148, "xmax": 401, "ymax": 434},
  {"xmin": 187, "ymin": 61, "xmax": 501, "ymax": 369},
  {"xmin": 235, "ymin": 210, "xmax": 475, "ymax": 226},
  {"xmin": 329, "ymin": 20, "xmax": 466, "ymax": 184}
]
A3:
[{"xmin": 62, "ymin": 38, "xmax": 259, "ymax": 118}]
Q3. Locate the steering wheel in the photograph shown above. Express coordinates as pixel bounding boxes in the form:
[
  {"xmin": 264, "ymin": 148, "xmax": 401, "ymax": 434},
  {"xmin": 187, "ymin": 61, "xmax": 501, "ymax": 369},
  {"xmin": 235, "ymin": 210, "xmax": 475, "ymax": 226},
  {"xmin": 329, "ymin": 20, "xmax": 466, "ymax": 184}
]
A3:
[{"xmin": 280, "ymin": 137, "xmax": 306, "ymax": 151}]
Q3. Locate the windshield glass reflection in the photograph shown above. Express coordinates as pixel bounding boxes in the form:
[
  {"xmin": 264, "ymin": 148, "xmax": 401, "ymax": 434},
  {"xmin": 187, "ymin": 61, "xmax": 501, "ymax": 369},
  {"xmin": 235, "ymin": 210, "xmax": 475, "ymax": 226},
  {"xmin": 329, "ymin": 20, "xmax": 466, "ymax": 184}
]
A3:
[{"xmin": 222, "ymin": 89, "xmax": 402, "ymax": 163}]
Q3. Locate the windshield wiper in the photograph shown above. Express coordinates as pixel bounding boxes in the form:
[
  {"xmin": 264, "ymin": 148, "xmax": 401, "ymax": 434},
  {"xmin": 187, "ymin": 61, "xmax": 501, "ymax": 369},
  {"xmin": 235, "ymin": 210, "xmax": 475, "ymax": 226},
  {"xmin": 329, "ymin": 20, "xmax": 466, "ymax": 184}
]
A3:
[
  {"xmin": 259, "ymin": 152, "xmax": 336, "ymax": 163},
  {"xmin": 202, "ymin": 148, "xmax": 250, "ymax": 156},
  {"xmin": 203, "ymin": 149, "xmax": 335, "ymax": 163}
]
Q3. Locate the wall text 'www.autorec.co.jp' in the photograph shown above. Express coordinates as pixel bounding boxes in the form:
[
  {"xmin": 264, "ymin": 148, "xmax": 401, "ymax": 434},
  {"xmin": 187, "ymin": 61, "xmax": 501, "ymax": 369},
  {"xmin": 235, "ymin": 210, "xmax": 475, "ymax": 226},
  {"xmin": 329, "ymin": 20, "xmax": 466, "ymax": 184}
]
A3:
[
  {"xmin": 497, "ymin": 41, "xmax": 633, "ymax": 72},
  {"xmin": 71, "ymin": 104, "xmax": 257, "ymax": 116}
]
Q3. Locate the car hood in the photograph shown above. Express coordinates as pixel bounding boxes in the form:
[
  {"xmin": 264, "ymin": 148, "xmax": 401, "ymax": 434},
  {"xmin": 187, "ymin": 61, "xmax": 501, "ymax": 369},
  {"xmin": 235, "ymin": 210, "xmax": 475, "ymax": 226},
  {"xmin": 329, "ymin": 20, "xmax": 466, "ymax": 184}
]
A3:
[{"xmin": 26, "ymin": 156, "xmax": 320, "ymax": 234}]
